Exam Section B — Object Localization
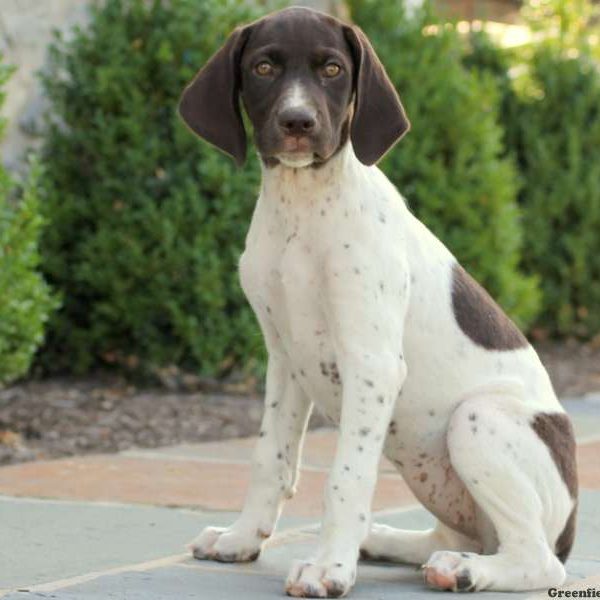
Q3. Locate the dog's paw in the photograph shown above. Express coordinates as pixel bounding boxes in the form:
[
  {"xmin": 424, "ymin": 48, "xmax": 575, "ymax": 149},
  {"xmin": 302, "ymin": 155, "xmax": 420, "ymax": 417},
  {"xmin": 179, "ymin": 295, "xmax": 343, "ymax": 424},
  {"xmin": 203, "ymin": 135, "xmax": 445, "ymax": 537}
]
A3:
[
  {"xmin": 285, "ymin": 559, "xmax": 356, "ymax": 598},
  {"xmin": 423, "ymin": 551, "xmax": 477, "ymax": 592},
  {"xmin": 190, "ymin": 526, "xmax": 265, "ymax": 563}
]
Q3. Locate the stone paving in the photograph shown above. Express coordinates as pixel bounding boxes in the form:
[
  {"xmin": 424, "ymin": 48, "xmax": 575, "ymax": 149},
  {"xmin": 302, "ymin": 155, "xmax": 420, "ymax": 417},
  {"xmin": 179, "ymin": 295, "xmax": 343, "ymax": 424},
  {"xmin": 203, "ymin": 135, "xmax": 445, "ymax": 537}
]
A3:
[{"xmin": 1, "ymin": 396, "xmax": 599, "ymax": 599}]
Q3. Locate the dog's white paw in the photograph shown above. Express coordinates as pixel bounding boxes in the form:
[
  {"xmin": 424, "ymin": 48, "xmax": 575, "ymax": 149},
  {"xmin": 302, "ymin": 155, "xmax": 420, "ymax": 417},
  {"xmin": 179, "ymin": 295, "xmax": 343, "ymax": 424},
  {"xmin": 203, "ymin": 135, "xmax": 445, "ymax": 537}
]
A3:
[
  {"xmin": 423, "ymin": 550, "xmax": 477, "ymax": 592},
  {"xmin": 285, "ymin": 559, "xmax": 356, "ymax": 598},
  {"xmin": 190, "ymin": 525, "xmax": 266, "ymax": 563},
  {"xmin": 423, "ymin": 548, "xmax": 568, "ymax": 592}
]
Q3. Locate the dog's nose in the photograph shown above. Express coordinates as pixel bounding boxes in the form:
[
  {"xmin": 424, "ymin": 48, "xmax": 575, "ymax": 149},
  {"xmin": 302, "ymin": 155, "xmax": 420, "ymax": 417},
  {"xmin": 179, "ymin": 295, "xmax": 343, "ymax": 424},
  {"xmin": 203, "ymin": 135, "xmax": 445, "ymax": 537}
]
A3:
[{"xmin": 278, "ymin": 108, "xmax": 316, "ymax": 136}]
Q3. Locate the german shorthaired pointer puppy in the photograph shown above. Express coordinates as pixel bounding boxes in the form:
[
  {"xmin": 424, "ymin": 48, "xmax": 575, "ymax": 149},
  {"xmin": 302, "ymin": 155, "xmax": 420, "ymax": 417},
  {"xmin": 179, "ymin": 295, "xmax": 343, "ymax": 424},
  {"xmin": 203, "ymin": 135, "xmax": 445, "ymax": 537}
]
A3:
[{"xmin": 179, "ymin": 7, "xmax": 577, "ymax": 597}]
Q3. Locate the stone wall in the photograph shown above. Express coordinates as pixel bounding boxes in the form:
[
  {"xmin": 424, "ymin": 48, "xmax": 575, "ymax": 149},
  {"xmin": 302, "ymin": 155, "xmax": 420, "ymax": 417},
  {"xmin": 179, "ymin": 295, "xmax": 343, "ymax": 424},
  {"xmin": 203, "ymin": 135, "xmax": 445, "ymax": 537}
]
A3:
[{"xmin": 0, "ymin": 0, "xmax": 92, "ymax": 170}]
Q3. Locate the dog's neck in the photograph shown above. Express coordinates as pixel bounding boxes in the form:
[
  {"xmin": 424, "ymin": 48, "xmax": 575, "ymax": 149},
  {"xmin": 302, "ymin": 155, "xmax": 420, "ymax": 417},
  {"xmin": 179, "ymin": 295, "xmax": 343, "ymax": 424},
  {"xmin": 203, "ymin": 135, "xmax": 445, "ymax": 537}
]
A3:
[{"xmin": 259, "ymin": 142, "xmax": 366, "ymax": 204}]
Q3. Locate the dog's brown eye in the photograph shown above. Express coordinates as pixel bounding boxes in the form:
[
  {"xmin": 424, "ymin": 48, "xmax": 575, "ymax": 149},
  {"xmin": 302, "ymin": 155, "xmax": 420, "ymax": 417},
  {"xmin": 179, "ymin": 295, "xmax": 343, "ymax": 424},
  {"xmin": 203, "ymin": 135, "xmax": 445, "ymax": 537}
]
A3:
[
  {"xmin": 255, "ymin": 61, "xmax": 274, "ymax": 76},
  {"xmin": 322, "ymin": 63, "xmax": 341, "ymax": 78}
]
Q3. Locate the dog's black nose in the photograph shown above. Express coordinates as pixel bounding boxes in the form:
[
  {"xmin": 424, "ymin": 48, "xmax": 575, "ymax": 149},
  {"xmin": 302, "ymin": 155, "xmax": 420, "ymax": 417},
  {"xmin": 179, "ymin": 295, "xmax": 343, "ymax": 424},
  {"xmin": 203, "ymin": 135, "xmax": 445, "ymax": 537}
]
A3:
[{"xmin": 278, "ymin": 108, "xmax": 316, "ymax": 136}]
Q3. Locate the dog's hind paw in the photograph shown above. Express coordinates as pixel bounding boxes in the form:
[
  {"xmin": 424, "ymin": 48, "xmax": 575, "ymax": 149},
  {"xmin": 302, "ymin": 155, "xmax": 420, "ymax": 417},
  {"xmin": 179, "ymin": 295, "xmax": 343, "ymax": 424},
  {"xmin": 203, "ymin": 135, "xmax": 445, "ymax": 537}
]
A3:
[{"xmin": 423, "ymin": 551, "xmax": 476, "ymax": 592}]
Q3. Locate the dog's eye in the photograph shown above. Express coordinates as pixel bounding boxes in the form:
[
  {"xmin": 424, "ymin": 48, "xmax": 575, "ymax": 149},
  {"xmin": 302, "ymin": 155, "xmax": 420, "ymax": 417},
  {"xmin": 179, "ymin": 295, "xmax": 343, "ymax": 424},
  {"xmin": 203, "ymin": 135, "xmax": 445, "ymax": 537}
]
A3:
[
  {"xmin": 255, "ymin": 61, "xmax": 274, "ymax": 77},
  {"xmin": 322, "ymin": 63, "xmax": 342, "ymax": 78}
]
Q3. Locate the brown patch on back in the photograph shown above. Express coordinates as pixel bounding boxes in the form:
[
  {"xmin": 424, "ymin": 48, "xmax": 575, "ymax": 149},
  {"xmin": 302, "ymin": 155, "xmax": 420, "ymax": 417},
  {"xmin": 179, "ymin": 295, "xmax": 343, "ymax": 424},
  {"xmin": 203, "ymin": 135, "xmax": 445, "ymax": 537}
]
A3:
[
  {"xmin": 451, "ymin": 263, "xmax": 528, "ymax": 351},
  {"xmin": 531, "ymin": 412, "xmax": 578, "ymax": 562}
]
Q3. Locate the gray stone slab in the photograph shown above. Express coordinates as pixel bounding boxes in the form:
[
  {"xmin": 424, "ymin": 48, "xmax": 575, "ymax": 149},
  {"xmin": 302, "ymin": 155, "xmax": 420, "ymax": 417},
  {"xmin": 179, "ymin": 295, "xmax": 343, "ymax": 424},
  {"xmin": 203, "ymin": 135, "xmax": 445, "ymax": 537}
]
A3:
[
  {"xmin": 0, "ymin": 496, "xmax": 213, "ymax": 589},
  {"xmin": 563, "ymin": 395, "xmax": 600, "ymax": 413},
  {"xmin": 6, "ymin": 493, "xmax": 598, "ymax": 600},
  {"xmin": 0, "ymin": 496, "xmax": 310, "ymax": 590},
  {"xmin": 0, "ymin": 490, "xmax": 600, "ymax": 600},
  {"xmin": 572, "ymin": 489, "xmax": 600, "ymax": 559},
  {"xmin": 0, "ymin": 562, "xmax": 549, "ymax": 600},
  {"xmin": 562, "ymin": 396, "xmax": 600, "ymax": 442}
]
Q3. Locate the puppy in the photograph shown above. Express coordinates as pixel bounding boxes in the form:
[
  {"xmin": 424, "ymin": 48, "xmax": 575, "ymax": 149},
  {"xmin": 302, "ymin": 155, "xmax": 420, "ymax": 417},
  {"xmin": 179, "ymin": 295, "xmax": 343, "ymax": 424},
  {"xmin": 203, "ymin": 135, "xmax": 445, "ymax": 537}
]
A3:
[{"xmin": 179, "ymin": 7, "xmax": 577, "ymax": 597}]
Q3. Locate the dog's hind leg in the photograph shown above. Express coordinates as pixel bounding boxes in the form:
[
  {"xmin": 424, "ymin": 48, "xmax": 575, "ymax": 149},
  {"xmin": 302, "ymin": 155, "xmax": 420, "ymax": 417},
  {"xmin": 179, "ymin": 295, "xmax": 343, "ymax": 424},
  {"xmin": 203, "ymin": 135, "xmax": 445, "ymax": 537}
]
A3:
[
  {"xmin": 423, "ymin": 394, "xmax": 577, "ymax": 592},
  {"xmin": 360, "ymin": 520, "xmax": 481, "ymax": 565}
]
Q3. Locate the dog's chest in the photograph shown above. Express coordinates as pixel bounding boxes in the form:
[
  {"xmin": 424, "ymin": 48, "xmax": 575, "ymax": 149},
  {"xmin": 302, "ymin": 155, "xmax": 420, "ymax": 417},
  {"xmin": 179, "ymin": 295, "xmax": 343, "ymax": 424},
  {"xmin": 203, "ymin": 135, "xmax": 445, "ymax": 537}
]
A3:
[
  {"xmin": 240, "ymin": 193, "xmax": 335, "ymax": 360},
  {"xmin": 239, "ymin": 170, "xmax": 372, "ymax": 415}
]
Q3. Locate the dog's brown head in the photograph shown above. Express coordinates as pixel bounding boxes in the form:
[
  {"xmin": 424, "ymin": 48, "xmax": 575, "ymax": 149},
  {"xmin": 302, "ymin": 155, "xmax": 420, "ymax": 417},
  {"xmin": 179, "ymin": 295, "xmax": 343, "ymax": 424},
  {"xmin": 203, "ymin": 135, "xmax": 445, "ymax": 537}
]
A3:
[{"xmin": 179, "ymin": 7, "xmax": 409, "ymax": 168}]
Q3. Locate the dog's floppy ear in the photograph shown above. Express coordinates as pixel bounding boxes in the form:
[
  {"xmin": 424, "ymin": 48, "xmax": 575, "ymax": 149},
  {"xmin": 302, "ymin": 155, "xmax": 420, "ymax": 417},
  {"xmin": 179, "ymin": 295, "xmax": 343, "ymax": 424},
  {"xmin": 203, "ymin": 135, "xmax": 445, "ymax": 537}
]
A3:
[
  {"xmin": 178, "ymin": 26, "xmax": 251, "ymax": 166},
  {"xmin": 344, "ymin": 25, "xmax": 410, "ymax": 166}
]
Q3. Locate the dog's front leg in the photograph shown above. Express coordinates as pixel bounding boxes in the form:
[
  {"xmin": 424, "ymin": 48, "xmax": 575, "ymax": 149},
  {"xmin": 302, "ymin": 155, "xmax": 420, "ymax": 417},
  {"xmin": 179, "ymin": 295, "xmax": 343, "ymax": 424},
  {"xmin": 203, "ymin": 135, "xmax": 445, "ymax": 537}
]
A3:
[
  {"xmin": 192, "ymin": 351, "xmax": 312, "ymax": 562},
  {"xmin": 286, "ymin": 356, "xmax": 404, "ymax": 597},
  {"xmin": 286, "ymin": 257, "xmax": 408, "ymax": 598}
]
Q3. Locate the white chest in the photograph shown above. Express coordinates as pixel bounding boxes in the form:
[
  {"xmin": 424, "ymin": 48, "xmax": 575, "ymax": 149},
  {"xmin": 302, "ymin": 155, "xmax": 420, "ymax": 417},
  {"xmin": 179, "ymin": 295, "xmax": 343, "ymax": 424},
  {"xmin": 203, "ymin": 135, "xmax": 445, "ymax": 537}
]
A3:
[
  {"xmin": 239, "ymin": 174, "xmax": 339, "ymax": 372},
  {"xmin": 238, "ymin": 148, "xmax": 406, "ymax": 417}
]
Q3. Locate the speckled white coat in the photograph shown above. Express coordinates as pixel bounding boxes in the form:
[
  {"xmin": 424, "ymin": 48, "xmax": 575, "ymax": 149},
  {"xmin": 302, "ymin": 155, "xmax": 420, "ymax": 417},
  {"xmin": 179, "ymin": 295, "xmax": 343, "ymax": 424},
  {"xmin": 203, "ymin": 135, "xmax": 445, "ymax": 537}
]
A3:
[{"xmin": 191, "ymin": 142, "xmax": 574, "ymax": 596}]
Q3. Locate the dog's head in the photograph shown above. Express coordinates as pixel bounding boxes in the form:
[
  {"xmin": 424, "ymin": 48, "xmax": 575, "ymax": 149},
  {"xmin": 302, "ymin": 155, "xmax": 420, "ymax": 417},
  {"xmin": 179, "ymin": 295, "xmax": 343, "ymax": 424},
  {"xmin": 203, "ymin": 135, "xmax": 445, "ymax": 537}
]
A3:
[{"xmin": 179, "ymin": 7, "xmax": 409, "ymax": 168}]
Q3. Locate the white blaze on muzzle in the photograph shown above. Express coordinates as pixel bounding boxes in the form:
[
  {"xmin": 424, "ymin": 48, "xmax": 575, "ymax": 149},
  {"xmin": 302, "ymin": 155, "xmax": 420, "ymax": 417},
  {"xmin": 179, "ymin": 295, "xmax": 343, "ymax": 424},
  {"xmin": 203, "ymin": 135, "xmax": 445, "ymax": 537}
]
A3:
[
  {"xmin": 277, "ymin": 82, "xmax": 317, "ymax": 168},
  {"xmin": 281, "ymin": 82, "xmax": 313, "ymax": 112}
]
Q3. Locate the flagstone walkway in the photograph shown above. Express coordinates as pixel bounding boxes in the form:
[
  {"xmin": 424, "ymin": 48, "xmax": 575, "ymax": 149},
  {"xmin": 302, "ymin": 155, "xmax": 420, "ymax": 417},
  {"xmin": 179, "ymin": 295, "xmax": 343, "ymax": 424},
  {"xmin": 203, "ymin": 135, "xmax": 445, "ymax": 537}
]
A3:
[{"xmin": 1, "ymin": 396, "xmax": 599, "ymax": 599}]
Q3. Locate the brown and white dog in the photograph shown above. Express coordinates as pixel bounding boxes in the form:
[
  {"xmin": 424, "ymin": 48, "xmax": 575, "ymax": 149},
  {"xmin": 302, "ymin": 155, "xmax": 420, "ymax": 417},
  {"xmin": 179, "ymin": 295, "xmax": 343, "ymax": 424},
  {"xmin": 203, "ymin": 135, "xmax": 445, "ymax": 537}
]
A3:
[{"xmin": 179, "ymin": 7, "xmax": 577, "ymax": 597}]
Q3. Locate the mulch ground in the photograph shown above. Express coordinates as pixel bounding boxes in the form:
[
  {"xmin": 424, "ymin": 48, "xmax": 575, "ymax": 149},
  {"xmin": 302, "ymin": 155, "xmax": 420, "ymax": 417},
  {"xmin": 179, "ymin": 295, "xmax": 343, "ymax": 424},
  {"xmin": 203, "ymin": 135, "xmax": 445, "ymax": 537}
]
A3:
[
  {"xmin": 0, "ymin": 341, "xmax": 598, "ymax": 466},
  {"xmin": 0, "ymin": 378, "xmax": 260, "ymax": 464}
]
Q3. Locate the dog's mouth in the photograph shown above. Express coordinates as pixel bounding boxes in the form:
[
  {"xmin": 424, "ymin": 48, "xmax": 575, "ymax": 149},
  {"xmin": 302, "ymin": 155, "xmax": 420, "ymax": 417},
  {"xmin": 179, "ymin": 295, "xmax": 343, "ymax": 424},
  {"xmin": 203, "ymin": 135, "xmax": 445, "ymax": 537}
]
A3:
[
  {"xmin": 273, "ymin": 135, "xmax": 324, "ymax": 168},
  {"xmin": 277, "ymin": 151, "xmax": 316, "ymax": 168},
  {"xmin": 282, "ymin": 135, "xmax": 312, "ymax": 153}
]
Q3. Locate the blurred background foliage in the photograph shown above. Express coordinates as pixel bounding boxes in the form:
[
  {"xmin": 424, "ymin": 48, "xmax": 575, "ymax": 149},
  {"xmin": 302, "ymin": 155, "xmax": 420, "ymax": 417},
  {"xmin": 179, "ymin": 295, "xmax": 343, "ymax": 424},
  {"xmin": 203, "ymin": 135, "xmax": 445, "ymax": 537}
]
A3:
[
  {"xmin": 37, "ymin": 0, "xmax": 268, "ymax": 378},
  {"xmin": 0, "ymin": 59, "xmax": 57, "ymax": 386},
  {"xmin": 464, "ymin": 0, "xmax": 600, "ymax": 338},
  {"xmin": 1, "ymin": 0, "xmax": 600, "ymax": 384}
]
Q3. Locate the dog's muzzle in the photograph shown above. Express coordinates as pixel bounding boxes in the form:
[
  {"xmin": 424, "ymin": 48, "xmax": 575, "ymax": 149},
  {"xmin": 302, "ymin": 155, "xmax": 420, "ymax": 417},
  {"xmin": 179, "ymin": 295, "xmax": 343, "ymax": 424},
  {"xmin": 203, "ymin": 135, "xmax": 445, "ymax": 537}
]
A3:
[{"xmin": 274, "ymin": 106, "xmax": 321, "ymax": 167}]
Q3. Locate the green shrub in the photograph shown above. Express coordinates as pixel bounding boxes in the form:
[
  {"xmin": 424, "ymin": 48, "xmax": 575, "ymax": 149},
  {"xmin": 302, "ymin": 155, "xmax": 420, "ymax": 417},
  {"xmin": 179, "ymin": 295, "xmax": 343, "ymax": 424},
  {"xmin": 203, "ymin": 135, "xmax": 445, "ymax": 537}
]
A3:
[
  {"xmin": 38, "ymin": 0, "xmax": 268, "ymax": 376},
  {"xmin": 461, "ymin": 29, "xmax": 518, "ymax": 121},
  {"xmin": 348, "ymin": 0, "xmax": 541, "ymax": 330},
  {"xmin": 463, "ymin": 0, "xmax": 600, "ymax": 339},
  {"xmin": 0, "ymin": 60, "xmax": 57, "ymax": 386},
  {"xmin": 505, "ymin": 48, "xmax": 600, "ymax": 337}
]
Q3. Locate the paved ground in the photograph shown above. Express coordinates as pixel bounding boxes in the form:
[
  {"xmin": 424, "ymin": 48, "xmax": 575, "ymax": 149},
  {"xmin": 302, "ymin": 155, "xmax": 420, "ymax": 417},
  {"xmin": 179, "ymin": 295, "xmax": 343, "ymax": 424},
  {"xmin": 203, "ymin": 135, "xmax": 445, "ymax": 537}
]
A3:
[{"xmin": 1, "ymin": 395, "xmax": 599, "ymax": 599}]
